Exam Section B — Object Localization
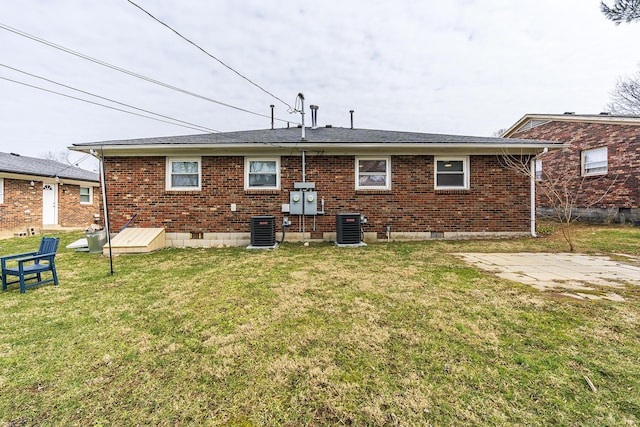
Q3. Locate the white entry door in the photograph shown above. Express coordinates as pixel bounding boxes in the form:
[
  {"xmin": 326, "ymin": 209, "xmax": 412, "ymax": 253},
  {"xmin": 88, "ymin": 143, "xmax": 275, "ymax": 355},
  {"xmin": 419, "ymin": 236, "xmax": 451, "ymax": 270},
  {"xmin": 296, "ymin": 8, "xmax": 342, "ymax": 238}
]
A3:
[{"xmin": 42, "ymin": 183, "xmax": 58, "ymax": 226}]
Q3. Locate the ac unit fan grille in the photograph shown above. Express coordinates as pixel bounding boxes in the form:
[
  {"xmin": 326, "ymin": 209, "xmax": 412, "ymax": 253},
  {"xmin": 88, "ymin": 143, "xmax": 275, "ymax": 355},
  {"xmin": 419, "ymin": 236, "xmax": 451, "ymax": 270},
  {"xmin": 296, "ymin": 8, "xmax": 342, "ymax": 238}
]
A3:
[
  {"xmin": 250, "ymin": 216, "xmax": 276, "ymax": 247},
  {"xmin": 336, "ymin": 213, "xmax": 361, "ymax": 245}
]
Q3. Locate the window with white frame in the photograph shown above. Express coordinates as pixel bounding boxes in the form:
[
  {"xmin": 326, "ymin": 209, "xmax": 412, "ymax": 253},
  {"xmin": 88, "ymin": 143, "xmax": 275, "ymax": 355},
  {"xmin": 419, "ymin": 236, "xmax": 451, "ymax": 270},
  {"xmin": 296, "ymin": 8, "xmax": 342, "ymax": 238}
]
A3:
[
  {"xmin": 166, "ymin": 157, "xmax": 201, "ymax": 190},
  {"xmin": 0, "ymin": 178, "xmax": 4, "ymax": 204},
  {"xmin": 535, "ymin": 159, "xmax": 542, "ymax": 181},
  {"xmin": 80, "ymin": 186, "xmax": 93, "ymax": 204},
  {"xmin": 434, "ymin": 156, "xmax": 470, "ymax": 190},
  {"xmin": 581, "ymin": 147, "xmax": 608, "ymax": 176},
  {"xmin": 245, "ymin": 157, "xmax": 280, "ymax": 190},
  {"xmin": 356, "ymin": 157, "xmax": 391, "ymax": 190}
]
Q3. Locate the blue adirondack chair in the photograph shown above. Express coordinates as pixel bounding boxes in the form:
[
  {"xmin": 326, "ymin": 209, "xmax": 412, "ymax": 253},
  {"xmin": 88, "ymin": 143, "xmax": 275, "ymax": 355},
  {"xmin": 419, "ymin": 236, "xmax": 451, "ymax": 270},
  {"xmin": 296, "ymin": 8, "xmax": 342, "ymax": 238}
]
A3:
[{"xmin": 1, "ymin": 237, "xmax": 60, "ymax": 293}]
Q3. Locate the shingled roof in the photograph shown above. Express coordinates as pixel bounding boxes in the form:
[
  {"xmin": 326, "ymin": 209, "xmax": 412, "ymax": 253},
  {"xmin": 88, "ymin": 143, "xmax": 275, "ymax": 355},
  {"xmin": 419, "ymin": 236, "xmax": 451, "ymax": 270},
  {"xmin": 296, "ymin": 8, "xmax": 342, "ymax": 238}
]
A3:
[
  {"xmin": 71, "ymin": 126, "xmax": 563, "ymax": 156},
  {"xmin": 0, "ymin": 152, "xmax": 99, "ymax": 182},
  {"xmin": 73, "ymin": 126, "xmax": 556, "ymax": 146}
]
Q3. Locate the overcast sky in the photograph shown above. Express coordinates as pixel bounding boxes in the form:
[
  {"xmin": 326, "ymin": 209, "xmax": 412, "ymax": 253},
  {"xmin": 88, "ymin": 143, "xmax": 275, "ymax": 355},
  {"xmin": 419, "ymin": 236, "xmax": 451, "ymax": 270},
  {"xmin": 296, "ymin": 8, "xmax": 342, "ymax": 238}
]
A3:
[{"xmin": 2, "ymin": 0, "xmax": 639, "ymax": 169}]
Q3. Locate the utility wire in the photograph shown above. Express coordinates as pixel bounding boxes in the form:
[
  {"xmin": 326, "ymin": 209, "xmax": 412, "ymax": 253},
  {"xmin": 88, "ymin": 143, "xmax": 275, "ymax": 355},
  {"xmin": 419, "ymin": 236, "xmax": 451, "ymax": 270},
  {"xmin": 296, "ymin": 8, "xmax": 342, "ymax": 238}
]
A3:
[
  {"xmin": 50, "ymin": 152, "xmax": 96, "ymax": 178},
  {"xmin": 0, "ymin": 22, "xmax": 299, "ymax": 125},
  {"xmin": 0, "ymin": 63, "xmax": 219, "ymax": 133},
  {"xmin": 0, "ymin": 76, "xmax": 215, "ymax": 133},
  {"xmin": 126, "ymin": 0, "xmax": 295, "ymax": 112}
]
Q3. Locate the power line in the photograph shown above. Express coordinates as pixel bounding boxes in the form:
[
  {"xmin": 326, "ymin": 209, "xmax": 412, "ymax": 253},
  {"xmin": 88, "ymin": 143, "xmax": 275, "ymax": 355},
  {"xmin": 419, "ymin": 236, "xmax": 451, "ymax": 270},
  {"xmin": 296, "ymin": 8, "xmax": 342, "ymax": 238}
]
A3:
[
  {"xmin": 126, "ymin": 0, "xmax": 295, "ymax": 112},
  {"xmin": 0, "ymin": 22, "xmax": 299, "ymax": 126},
  {"xmin": 0, "ymin": 76, "xmax": 215, "ymax": 133},
  {"xmin": 0, "ymin": 63, "xmax": 219, "ymax": 133}
]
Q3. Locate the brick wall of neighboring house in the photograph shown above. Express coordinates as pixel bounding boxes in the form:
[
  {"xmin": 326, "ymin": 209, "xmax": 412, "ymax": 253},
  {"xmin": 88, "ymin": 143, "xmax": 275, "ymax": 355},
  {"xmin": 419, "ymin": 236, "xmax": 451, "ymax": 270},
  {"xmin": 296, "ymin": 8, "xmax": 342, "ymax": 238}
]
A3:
[
  {"xmin": 0, "ymin": 178, "xmax": 41, "ymax": 232},
  {"xmin": 57, "ymin": 184, "xmax": 101, "ymax": 228},
  {"xmin": 103, "ymin": 155, "xmax": 532, "ymax": 240},
  {"xmin": 0, "ymin": 178, "xmax": 100, "ymax": 233},
  {"xmin": 512, "ymin": 121, "xmax": 640, "ymax": 222}
]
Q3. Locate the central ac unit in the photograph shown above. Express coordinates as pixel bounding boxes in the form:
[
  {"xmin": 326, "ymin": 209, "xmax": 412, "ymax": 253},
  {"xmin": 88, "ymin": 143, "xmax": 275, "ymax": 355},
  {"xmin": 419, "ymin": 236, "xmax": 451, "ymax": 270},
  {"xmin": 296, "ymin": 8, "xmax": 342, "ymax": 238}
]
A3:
[
  {"xmin": 248, "ymin": 216, "xmax": 277, "ymax": 249},
  {"xmin": 336, "ymin": 213, "xmax": 365, "ymax": 246}
]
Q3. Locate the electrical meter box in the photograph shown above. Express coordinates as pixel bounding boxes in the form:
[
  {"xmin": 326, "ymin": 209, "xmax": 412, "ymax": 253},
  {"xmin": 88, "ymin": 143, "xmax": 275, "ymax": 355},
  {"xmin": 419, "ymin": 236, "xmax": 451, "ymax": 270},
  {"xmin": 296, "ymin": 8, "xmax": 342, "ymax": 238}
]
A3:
[
  {"xmin": 290, "ymin": 191, "xmax": 303, "ymax": 214},
  {"xmin": 304, "ymin": 191, "xmax": 318, "ymax": 215},
  {"xmin": 289, "ymin": 191, "xmax": 317, "ymax": 215}
]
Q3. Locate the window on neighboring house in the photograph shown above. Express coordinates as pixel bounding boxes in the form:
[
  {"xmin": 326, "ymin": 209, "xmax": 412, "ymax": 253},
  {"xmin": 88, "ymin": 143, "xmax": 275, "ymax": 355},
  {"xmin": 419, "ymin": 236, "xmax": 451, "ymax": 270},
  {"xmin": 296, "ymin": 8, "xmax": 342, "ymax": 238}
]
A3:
[
  {"xmin": 80, "ymin": 186, "xmax": 93, "ymax": 204},
  {"xmin": 356, "ymin": 157, "xmax": 391, "ymax": 190},
  {"xmin": 0, "ymin": 178, "xmax": 4, "ymax": 203},
  {"xmin": 166, "ymin": 157, "xmax": 201, "ymax": 190},
  {"xmin": 245, "ymin": 158, "xmax": 280, "ymax": 190},
  {"xmin": 535, "ymin": 159, "xmax": 542, "ymax": 181},
  {"xmin": 434, "ymin": 156, "xmax": 470, "ymax": 190},
  {"xmin": 581, "ymin": 147, "xmax": 608, "ymax": 176}
]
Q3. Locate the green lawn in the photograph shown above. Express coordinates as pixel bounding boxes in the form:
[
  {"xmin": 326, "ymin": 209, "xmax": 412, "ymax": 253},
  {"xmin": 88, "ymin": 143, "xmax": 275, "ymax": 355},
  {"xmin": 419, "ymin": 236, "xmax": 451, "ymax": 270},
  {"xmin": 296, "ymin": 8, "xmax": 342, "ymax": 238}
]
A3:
[{"xmin": 0, "ymin": 224, "xmax": 639, "ymax": 426}]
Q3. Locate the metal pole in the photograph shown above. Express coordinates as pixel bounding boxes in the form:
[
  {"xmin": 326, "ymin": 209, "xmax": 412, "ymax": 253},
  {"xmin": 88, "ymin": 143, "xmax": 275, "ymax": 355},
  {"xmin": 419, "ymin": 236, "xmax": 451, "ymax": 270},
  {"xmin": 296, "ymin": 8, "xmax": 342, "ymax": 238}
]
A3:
[
  {"xmin": 299, "ymin": 93, "xmax": 305, "ymax": 140},
  {"xmin": 270, "ymin": 104, "xmax": 275, "ymax": 130},
  {"xmin": 100, "ymin": 146, "xmax": 114, "ymax": 274}
]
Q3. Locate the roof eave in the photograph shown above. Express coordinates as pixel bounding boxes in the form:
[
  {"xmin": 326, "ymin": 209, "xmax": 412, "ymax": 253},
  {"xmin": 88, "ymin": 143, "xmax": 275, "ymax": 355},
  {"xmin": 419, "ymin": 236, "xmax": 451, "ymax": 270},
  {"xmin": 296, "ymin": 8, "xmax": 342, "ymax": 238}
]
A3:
[
  {"xmin": 502, "ymin": 113, "xmax": 640, "ymax": 137},
  {"xmin": 71, "ymin": 142, "xmax": 562, "ymax": 157},
  {"xmin": 0, "ymin": 171, "xmax": 98, "ymax": 186}
]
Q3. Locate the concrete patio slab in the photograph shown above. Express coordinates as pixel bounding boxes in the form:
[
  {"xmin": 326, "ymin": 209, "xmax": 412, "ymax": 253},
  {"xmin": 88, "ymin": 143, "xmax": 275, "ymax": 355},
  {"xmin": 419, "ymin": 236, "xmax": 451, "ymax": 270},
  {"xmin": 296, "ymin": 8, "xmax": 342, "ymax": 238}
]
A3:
[{"xmin": 454, "ymin": 253, "xmax": 640, "ymax": 301}]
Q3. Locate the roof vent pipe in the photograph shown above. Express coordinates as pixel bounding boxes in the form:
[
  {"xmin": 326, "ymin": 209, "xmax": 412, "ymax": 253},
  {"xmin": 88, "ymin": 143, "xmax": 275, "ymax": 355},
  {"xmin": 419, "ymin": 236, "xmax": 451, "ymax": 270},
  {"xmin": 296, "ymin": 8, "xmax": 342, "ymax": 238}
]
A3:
[
  {"xmin": 350, "ymin": 110, "xmax": 354, "ymax": 129},
  {"xmin": 270, "ymin": 104, "xmax": 275, "ymax": 130},
  {"xmin": 310, "ymin": 105, "xmax": 319, "ymax": 129},
  {"xmin": 298, "ymin": 93, "xmax": 305, "ymax": 141}
]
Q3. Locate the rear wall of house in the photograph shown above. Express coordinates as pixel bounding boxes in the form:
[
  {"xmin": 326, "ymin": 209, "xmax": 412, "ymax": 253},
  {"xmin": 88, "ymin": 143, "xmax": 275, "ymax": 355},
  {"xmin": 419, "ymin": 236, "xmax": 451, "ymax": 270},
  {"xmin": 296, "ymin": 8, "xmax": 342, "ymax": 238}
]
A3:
[{"xmin": 103, "ymin": 155, "xmax": 531, "ymax": 242}]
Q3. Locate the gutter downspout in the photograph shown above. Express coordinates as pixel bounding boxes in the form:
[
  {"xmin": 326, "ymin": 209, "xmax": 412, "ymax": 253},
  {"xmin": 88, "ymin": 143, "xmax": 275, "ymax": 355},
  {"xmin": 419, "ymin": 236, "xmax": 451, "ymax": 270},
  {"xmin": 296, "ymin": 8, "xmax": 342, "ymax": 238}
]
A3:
[{"xmin": 530, "ymin": 158, "xmax": 537, "ymax": 238}]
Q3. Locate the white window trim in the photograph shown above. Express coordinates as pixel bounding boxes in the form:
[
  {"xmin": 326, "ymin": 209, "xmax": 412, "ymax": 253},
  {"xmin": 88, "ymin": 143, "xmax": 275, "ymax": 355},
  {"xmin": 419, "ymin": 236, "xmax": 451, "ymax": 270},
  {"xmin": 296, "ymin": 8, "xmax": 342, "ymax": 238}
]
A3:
[
  {"xmin": 244, "ymin": 157, "xmax": 281, "ymax": 190},
  {"xmin": 355, "ymin": 156, "xmax": 392, "ymax": 190},
  {"xmin": 0, "ymin": 178, "xmax": 4, "ymax": 204},
  {"xmin": 80, "ymin": 186, "xmax": 93, "ymax": 205},
  {"xmin": 581, "ymin": 147, "xmax": 608, "ymax": 177},
  {"xmin": 166, "ymin": 157, "xmax": 202, "ymax": 191},
  {"xmin": 434, "ymin": 156, "xmax": 470, "ymax": 190}
]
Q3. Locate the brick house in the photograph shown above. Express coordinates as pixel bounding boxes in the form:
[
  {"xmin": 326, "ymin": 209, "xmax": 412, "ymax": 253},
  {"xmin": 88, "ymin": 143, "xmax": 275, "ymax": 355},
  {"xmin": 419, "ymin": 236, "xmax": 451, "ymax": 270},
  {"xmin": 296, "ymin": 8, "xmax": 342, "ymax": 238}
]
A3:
[
  {"xmin": 0, "ymin": 152, "xmax": 100, "ymax": 235},
  {"xmin": 502, "ymin": 113, "xmax": 640, "ymax": 223},
  {"xmin": 71, "ymin": 126, "xmax": 560, "ymax": 247}
]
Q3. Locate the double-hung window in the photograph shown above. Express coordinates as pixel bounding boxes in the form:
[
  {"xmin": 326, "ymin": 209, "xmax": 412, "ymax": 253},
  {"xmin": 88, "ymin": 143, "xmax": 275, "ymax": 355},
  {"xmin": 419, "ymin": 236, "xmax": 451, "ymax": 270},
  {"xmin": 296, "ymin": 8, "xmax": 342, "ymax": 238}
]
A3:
[
  {"xmin": 0, "ymin": 178, "xmax": 4, "ymax": 204},
  {"xmin": 245, "ymin": 158, "xmax": 280, "ymax": 190},
  {"xmin": 434, "ymin": 156, "xmax": 469, "ymax": 190},
  {"xmin": 581, "ymin": 147, "xmax": 608, "ymax": 176},
  {"xmin": 356, "ymin": 157, "xmax": 391, "ymax": 190},
  {"xmin": 80, "ymin": 186, "xmax": 93, "ymax": 204},
  {"xmin": 166, "ymin": 157, "xmax": 201, "ymax": 191}
]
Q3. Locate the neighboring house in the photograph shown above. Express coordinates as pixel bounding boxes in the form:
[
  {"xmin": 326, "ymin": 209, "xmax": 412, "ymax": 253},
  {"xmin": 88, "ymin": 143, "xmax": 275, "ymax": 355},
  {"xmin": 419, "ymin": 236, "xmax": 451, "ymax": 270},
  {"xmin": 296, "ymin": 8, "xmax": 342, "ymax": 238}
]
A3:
[
  {"xmin": 502, "ymin": 113, "xmax": 640, "ymax": 223},
  {"xmin": 70, "ymin": 126, "xmax": 561, "ymax": 247},
  {"xmin": 0, "ymin": 152, "xmax": 100, "ymax": 235}
]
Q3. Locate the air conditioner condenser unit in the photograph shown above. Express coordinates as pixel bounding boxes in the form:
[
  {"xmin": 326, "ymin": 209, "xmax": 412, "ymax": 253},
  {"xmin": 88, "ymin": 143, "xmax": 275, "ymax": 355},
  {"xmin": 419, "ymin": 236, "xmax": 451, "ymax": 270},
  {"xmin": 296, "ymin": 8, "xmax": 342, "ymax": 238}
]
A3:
[
  {"xmin": 248, "ymin": 215, "xmax": 277, "ymax": 249},
  {"xmin": 336, "ymin": 213, "xmax": 366, "ymax": 246}
]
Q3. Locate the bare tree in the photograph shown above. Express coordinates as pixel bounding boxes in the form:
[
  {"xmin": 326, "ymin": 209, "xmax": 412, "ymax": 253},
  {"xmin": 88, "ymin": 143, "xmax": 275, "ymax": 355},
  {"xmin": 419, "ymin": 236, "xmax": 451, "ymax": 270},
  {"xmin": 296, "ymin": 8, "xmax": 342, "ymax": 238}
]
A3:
[
  {"xmin": 491, "ymin": 128, "xmax": 507, "ymax": 138},
  {"xmin": 500, "ymin": 151, "xmax": 623, "ymax": 252},
  {"xmin": 39, "ymin": 150, "xmax": 72, "ymax": 165},
  {"xmin": 601, "ymin": 0, "xmax": 640, "ymax": 24},
  {"xmin": 606, "ymin": 66, "xmax": 640, "ymax": 115}
]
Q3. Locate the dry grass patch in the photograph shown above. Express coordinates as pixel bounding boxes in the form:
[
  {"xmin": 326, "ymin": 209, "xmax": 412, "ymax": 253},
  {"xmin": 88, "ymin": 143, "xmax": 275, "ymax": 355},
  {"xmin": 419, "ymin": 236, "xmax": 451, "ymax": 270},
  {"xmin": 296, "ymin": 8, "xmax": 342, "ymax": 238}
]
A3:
[{"xmin": 0, "ymin": 226, "xmax": 639, "ymax": 425}]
